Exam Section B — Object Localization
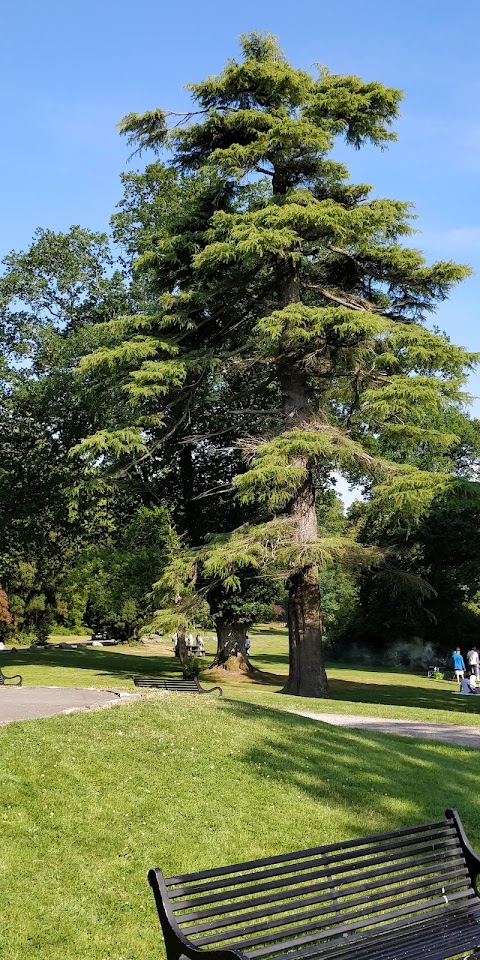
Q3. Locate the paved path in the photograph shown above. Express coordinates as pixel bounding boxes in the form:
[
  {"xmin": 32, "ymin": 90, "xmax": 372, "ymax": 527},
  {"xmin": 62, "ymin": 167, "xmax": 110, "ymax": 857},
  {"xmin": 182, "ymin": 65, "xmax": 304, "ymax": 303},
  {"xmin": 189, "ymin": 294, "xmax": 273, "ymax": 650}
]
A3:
[
  {"xmin": 0, "ymin": 687, "xmax": 139, "ymax": 725},
  {"xmin": 290, "ymin": 710, "xmax": 480, "ymax": 748}
]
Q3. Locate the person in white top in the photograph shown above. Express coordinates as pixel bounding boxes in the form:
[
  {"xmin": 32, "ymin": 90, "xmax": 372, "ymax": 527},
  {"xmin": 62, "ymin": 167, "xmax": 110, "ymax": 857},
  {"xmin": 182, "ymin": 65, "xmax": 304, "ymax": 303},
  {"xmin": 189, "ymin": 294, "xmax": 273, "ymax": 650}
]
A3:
[{"xmin": 467, "ymin": 646, "xmax": 480, "ymax": 680}]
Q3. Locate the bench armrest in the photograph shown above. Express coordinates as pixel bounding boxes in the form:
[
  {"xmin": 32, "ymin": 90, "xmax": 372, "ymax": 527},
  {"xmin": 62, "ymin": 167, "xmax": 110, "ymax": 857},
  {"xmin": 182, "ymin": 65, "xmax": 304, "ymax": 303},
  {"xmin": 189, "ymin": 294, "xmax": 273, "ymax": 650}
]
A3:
[
  {"xmin": 148, "ymin": 868, "xmax": 246, "ymax": 960},
  {"xmin": 446, "ymin": 808, "xmax": 480, "ymax": 884},
  {"xmin": 197, "ymin": 684, "xmax": 223, "ymax": 697}
]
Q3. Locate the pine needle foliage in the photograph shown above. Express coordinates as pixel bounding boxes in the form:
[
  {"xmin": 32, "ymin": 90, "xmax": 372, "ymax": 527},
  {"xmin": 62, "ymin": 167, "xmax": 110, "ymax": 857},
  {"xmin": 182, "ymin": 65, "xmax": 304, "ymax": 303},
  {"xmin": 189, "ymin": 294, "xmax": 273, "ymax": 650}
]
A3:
[{"xmin": 77, "ymin": 33, "xmax": 477, "ymax": 695}]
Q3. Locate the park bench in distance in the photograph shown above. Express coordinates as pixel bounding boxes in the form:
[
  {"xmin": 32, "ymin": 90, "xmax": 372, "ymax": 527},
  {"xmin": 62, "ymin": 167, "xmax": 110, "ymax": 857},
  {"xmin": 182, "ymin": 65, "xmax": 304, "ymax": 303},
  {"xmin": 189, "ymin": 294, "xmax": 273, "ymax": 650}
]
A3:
[
  {"xmin": 132, "ymin": 676, "xmax": 222, "ymax": 696},
  {"xmin": 148, "ymin": 809, "xmax": 480, "ymax": 960},
  {"xmin": 0, "ymin": 667, "xmax": 22, "ymax": 686}
]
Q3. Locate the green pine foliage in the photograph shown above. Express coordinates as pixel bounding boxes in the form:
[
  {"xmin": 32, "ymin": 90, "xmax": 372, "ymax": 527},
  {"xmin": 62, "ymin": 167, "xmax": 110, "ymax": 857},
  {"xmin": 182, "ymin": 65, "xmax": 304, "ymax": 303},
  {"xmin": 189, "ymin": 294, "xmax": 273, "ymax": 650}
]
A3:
[{"xmin": 73, "ymin": 34, "xmax": 478, "ymax": 685}]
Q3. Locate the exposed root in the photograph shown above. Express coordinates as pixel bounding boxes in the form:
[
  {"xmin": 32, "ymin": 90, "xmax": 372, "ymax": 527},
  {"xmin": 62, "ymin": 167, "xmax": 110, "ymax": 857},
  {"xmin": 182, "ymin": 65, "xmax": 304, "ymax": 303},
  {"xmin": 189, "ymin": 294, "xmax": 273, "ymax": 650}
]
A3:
[{"xmin": 205, "ymin": 655, "xmax": 283, "ymax": 686}]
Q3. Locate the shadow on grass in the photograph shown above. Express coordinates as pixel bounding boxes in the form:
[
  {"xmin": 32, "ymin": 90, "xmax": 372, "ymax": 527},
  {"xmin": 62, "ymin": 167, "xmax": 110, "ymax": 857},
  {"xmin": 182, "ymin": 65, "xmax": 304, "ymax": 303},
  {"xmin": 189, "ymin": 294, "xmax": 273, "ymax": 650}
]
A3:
[
  {"xmin": 0, "ymin": 647, "xmax": 187, "ymax": 682},
  {"xmin": 4, "ymin": 646, "xmax": 480, "ymax": 718},
  {"xmin": 222, "ymin": 697, "xmax": 480, "ymax": 844},
  {"xmin": 251, "ymin": 653, "xmax": 289, "ymax": 667},
  {"xmin": 327, "ymin": 678, "xmax": 480, "ymax": 716},
  {"xmin": 248, "ymin": 658, "xmax": 480, "ymax": 715}
]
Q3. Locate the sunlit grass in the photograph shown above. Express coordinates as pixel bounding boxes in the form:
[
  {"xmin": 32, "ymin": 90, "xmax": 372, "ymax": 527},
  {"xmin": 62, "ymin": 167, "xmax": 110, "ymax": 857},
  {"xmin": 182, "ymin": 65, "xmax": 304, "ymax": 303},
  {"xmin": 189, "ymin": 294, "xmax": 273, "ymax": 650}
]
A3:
[
  {"xmin": 4, "ymin": 693, "xmax": 480, "ymax": 960},
  {"xmin": 2, "ymin": 624, "xmax": 479, "ymax": 727}
]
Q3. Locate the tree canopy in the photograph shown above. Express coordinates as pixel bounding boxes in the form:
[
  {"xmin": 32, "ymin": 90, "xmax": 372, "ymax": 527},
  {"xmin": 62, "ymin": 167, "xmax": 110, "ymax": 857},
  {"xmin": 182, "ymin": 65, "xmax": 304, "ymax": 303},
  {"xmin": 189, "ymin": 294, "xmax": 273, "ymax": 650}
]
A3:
[
  {"xmin": 0, "ymin": 34, "xmax": 478, "ymax": 696},
  {"xmin": 71, "ymin": 33, "xmax": 479, "ymax": 694}
]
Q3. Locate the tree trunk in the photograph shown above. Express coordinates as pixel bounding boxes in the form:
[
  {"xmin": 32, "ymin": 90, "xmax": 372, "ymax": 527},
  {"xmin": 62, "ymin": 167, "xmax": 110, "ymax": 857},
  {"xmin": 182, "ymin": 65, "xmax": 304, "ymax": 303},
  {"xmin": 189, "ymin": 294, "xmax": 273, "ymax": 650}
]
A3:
[
  {"xmin": 282, "ymin": 564, "xmax": 328, "ymax": 696},
  {"xmin": 279, "ymin": 270, "xmax": 329, "ymax": 698},
  {"xmin": 180, "ymin": 445, "xmax": 198, "ymax": 540},
  {"xmin": 210, "ymin": 619, "xmax": 249, "ymax": 669},
  {"xmin": 176, "ymin": 632, "xmax": 187, "ymax": 666},
  {"xmin": 280, "ymin": 470, "xmax": 329, "ymax": 697}
]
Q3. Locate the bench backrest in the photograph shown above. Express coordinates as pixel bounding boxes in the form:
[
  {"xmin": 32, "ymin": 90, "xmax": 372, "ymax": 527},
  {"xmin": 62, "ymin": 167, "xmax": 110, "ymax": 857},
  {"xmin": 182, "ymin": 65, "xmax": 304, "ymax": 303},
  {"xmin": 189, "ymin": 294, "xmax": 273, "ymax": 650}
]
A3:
[
  {"xmin": 154, "ymin": 817, "xmax": 477, "ymax": 958},
  {"xmin": 134, "ymin": 677, "xmax": 200, "ymax": 691}
]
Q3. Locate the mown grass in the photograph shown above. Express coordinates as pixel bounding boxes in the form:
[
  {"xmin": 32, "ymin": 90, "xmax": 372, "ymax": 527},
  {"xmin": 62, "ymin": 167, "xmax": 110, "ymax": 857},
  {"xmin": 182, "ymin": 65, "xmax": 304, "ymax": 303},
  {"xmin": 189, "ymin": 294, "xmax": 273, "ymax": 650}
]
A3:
[
  {"xmin": 3, "ymin": 625, "xmax": 480, "ymax": 726},
  {"xmin": 4, "ymin": 693, "xmax": 480, "ymax": 960}
]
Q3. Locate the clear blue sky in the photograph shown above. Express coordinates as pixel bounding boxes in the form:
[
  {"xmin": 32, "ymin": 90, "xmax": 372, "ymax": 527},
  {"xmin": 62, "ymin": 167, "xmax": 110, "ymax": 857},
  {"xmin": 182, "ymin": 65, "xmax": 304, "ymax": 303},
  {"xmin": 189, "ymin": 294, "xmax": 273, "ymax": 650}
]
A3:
[{"xmin": 2, "ymin": 0, "xmax": 479, "ymax": 403}]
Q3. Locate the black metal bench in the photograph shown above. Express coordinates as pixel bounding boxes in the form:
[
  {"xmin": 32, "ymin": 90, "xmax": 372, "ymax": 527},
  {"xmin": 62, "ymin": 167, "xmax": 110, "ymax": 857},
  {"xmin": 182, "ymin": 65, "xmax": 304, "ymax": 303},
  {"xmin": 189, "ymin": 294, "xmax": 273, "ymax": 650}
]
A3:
[
  {"xmin": 148, "ymin": 809, "xmax": 480, "ymax": 960},
  {"xmin": 0, "ymin": 667, "xmax": 22, "ymax": 686},
  {"xmin": 133, "ymin": 676, "xmax": 222, "ymax": 696}
]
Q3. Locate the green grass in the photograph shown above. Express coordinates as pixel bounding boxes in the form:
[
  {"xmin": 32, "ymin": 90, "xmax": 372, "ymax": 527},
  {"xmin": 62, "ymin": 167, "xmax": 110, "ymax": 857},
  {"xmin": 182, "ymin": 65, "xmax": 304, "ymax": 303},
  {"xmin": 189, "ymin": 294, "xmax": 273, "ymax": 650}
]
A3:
[
  {"xmin": 3, "ymin": 625, "xmax": 480, "ymax": 958},
  {"xmin": 4, "ymin": 694, "xmax": 480, "ymax": 960},
  {"xmin": 1, "ymin": 640, "xmax": 181, "ymax": 691},
  {"xmin": 3, "ymin": 625, "xmax": 480, "ymax": 725}
]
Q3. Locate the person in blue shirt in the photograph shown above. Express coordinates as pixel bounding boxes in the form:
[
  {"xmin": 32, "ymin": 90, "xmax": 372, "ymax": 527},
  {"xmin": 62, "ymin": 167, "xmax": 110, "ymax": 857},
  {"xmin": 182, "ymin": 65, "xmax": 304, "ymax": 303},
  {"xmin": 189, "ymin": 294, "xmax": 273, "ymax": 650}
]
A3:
[{"xmin": 452, "ymin": 648, "xmax": 466, "ymax": 687}]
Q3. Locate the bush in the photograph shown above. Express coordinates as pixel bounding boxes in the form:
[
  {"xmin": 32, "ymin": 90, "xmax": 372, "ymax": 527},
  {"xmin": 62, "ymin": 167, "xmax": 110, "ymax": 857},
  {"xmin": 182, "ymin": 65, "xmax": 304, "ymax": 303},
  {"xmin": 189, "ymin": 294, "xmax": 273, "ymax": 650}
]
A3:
[
  {"xmin": 49, "ymin": 624, "xmax": 88, "ymax": 636},
  {"xmin": 182, "ymin": 656, "xmax": 202, "ymax": 679},
  {"xmin": 14, "ymin": 631, "xmax": 38, "ymax": 647}
]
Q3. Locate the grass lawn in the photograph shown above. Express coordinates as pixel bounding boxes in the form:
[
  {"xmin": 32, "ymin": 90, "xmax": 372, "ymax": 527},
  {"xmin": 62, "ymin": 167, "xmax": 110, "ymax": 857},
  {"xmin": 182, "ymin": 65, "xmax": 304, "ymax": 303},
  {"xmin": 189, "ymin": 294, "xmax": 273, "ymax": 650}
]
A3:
[
  {"xmin": 3, "ymin": 626, "xmax": 480, "ymax": 958},
  {"xmin": 4, "ymin": 625, "xmax": 480, "ymax": 726},
  {"xmin": 4, "ymin": 693, "xmax": 480, "ymax": 960}
]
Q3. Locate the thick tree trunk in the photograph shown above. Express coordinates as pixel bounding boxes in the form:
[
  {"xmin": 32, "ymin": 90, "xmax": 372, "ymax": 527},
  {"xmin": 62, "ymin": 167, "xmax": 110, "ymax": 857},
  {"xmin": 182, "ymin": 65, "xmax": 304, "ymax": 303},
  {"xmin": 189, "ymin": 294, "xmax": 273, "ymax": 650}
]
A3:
[
  {"xmin": 180, "ymin": 445, "xmax": 198, "ymax": 540},
  {"xmin": 279, "ymin": 271, "xmax": 329, "ymax": 698},
  {"xmin": 208, "ymin": 619, "xmax": 280, "ymax": 682},
  {"xmin": 210, "ymin": 619, "xmax": 249, "ymax": 669},
  {"xmin": 282, "ymin": 564, "xmax": 328, "ymax": 695},
  {"xmin": 280, "ymin": 471, "xmax": 329, "ymax": 697}
]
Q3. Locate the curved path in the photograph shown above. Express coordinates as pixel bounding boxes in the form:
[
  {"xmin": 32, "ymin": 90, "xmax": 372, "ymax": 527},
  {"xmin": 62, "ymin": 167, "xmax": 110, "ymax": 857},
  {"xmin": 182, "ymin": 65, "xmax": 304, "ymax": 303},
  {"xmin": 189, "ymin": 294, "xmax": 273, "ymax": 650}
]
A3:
[
  {"xmin": 0, "ymin": 687, "xmax": 139, "ymax": 725},
  {"xmin": 290, "ymin": 710, "xmax": 480, "ymax": 748}
]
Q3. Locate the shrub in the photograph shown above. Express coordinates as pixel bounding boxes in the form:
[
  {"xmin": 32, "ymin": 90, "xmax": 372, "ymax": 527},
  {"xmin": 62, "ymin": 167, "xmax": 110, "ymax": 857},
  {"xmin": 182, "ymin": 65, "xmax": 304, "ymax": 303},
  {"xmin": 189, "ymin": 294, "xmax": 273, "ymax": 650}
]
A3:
[{"xmin": 182, "ymin": 656, "xmax": 202, "ymax": 679}]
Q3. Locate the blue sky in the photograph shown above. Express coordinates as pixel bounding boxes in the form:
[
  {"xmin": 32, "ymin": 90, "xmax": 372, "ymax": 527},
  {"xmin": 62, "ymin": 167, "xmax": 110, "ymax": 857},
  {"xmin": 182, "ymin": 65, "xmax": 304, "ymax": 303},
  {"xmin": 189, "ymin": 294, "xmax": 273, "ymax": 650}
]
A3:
[{"xmin": 2, "ymin": 0, "xmax": 479, "ymax": 412}]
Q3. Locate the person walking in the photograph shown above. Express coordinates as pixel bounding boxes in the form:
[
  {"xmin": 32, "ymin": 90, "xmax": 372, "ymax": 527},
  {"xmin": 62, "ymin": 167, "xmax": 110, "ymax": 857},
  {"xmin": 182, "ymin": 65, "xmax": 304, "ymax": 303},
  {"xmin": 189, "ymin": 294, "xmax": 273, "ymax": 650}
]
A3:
[
  {"xmin": 467, "ymin": 646, "xmax": 480, "ymax": 680},
  {"xmin": 452, "ymin": 647, "xmax": 466, "ymax": 688}
]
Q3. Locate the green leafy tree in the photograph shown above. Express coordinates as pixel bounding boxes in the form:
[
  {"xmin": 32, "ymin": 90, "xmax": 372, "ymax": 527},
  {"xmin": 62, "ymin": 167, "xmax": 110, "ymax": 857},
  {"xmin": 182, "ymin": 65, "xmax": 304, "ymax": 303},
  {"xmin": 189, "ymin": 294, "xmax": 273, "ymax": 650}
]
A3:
[
  {"xmin": 0, "ymin": 226, "xmax": 156, "ymax": 640},
  {"xmin": 77, "ymin": 34, "xmax": 476, "ymax": 696},
  {"xmin": 350, "ymin": 475, "xmax": 480, "ymax": 656},
  {"xmin": 113, "ymin": 151, "xmax": 285, "ymax": 660},
  {"xmin": 69, "ymin": 505, "xmax": 178, "ymax": 640}
]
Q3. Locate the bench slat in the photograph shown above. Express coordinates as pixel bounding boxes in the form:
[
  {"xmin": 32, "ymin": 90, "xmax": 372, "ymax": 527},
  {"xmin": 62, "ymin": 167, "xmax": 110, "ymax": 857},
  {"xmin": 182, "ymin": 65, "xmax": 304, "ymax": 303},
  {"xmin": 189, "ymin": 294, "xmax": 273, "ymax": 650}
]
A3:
[
  {"xmin": 134, "ymin": 679, "xmax": 199, "ymax": 687},
  {"xmin": 165, "ymin": 819, "xmax": 452, "ymax": 886},
  {"xmin": 192, "ymin": 878, "xmax": 472, "ymax": 952},
  {"xmin": 169, "ymin": 832, "xmax": 459, "ymax": 905},
  {"xmin": 149, "ymin": 812, "xmax": 480, "ymax": 960},
  {"xmin": 132, "ymin": 676, "xmax": 222, "ymax": 696},
  {"xmin": 308, "ymin": 908, "xmax": 480, "ymax": 960},
  {"xmin": 192, "ymin": 881, "xmax": 475, "ymax": 951},
  {"xmin": 244, "ymin": 891, "xmax": 477, "ymax": 959},
  {"xmin": 180, "ymin": 861, "xmax": 469, "ymax": 932},
  {"xmin": 177, "ymin": 850, "xmax": 466, "ymax": 920}
]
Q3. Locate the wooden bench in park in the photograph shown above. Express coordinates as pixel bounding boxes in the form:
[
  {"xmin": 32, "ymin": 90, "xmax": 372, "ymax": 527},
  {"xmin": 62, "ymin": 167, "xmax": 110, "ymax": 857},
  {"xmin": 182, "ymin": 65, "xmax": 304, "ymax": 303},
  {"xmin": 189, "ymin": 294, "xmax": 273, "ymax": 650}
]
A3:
[
  {"xmin": 0, "ymin": 667, "xmax": 22, "ymax": 686},
  {"xmin": 148, "ymin": 808, "xmax": 480, "ymax": 960},
  {"xmin": 132, "ymin": 676, "xmax": 222, "ymax": 697}
]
